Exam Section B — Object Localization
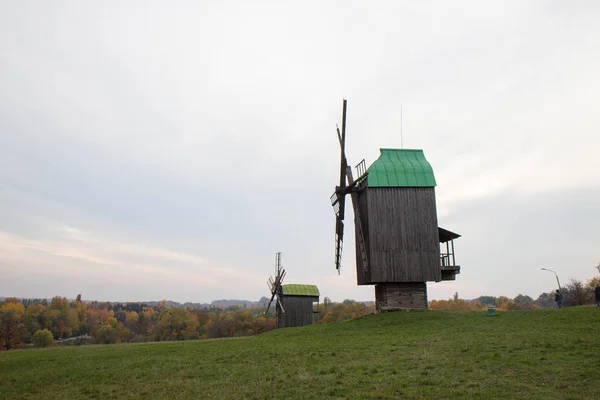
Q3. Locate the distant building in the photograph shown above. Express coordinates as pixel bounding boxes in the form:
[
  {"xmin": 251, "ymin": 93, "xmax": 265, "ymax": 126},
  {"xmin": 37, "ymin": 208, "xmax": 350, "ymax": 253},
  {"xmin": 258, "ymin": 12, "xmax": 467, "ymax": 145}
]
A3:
[{"xmin": 277, "ymin": 284, "xmax": 320, "ymax": 328}]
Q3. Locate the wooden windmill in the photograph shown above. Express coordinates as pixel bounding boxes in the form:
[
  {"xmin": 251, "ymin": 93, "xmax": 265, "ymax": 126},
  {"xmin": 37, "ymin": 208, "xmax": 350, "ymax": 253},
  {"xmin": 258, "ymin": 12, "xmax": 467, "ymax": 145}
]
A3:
[
  {"xmin": 331, "ymin": 99, "xmax": 461, "ymax": 311},
  {"xmin": 265, "ymin": 252, "xmax": 286, "ymax": 317},
  {"xmin": 265, "ymin": 252, "xmax": 321, "ymax": 328}
]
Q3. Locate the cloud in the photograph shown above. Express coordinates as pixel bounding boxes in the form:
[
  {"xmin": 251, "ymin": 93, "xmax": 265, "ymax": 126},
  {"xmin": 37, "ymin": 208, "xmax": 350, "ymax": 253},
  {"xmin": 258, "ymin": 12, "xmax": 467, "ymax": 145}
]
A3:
[
  {"xmin": 0, "ymin": 1, "xmax": 599, "ymax": 303},
  {"xmin": 0, "ymin": 204, "xmax": 263, "ymax": 302}
]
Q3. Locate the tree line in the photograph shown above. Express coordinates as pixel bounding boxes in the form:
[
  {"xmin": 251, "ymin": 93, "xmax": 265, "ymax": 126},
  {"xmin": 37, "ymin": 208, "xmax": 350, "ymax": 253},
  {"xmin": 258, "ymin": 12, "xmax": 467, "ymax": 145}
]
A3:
[
  {"xmin": 2, "ymin": 272, "xmax": 597, "ymax": 350},
  {"xmin": 0, "ymin": 297, "xmax": 278, "ymax": 350},
  {"xmin": 430, "ymin": 276, "xmax": 600, "ymax": 311},
  {"xmin": 0, "ymin": 297, "xmax": 375, "ymax": 350}
]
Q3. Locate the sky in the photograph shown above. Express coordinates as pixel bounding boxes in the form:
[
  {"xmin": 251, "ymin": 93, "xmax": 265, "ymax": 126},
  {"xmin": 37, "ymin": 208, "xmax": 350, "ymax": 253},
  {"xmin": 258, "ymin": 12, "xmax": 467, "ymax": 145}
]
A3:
[{"xmin": 1, "ymin": 1, "xmax": 599, "ymax": 304}]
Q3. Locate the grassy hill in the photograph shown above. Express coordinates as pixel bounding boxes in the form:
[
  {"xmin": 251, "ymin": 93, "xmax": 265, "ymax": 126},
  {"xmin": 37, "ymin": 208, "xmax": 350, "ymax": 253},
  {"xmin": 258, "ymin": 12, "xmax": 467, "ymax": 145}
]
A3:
[{"xmin": 1, "ymin": 307, "xmax": 599, "ymax": 399}]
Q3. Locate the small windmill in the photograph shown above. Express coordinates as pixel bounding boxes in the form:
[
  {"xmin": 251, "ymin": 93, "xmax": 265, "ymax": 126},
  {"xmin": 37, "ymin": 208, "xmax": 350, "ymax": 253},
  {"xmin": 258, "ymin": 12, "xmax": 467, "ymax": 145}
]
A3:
[
  {"xmin": 265, "ymin": 252, "xmax": 286, "ymax": 317},
  {"xmin": 330, "ymin": 99, "xmax": 461, "ymax": 311}
]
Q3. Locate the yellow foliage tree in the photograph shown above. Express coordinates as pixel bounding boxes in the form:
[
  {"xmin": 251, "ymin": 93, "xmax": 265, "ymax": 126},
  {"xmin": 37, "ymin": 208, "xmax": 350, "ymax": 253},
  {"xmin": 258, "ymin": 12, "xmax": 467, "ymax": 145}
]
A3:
[
  {"xmin": 125, "ymin": 311, "xmax": 139, "ymax": 329},
  {"xmin": 106, "ymin": 317, "xmax": 118, "ymax": 328}
]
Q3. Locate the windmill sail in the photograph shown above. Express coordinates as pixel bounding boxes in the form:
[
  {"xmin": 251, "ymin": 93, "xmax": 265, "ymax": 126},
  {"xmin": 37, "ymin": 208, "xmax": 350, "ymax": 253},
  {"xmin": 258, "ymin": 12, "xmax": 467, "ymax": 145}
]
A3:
[
  {"xmin": 332, "ymin": 100, "xmax": 348, "ymax": 273},
  {"xmin": 265, "ymin": 253, "xmax": 286, "ymax": 316},
  {"xmin": 334, "ymin": 217, "xmax": 344, "ymax": 273},
  {"xmin": 331, "ymin": 99, "xmax": 369, "ymax": 274}
]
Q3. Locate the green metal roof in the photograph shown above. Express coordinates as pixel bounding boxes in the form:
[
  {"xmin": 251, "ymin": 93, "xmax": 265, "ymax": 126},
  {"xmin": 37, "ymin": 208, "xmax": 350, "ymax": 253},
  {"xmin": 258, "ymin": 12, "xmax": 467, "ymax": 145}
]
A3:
[
  {"xmin": 280, "ymin": 284, "xmax": 320, "ymax": 297},
  {"xmin": 367, "ymin": 148, "xmax": 436, "ymax": 187}
]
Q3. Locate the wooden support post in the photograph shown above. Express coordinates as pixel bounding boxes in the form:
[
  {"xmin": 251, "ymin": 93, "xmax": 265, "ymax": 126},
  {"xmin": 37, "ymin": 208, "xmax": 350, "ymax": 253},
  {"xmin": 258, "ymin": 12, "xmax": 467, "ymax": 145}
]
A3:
[{"xmin": 445, "ymin": 242, "xmax": 450, "ymax": 266}]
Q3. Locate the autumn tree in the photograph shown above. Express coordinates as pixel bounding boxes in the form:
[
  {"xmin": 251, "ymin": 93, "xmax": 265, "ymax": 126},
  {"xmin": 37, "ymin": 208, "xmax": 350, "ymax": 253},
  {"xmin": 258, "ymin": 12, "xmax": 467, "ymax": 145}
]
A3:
[
  {"xmin": 23, "ymin": 303, "xmax": 47, "ymax": 339},
  {"xmin": 151, "ymin": 308, "xmax": 199, "ymax": 341},
  {"xmin": 45, "ymin": 296, "xmax": 74, "ymax": 339},
  {"xmin": 534, "ymin": 292, "xmax": 555, "ymax": 308},
  {"xmin": 106, "ymin": 317, "xmax": 118, "ymax": 328},
  {"xmin": 206, "ymin": 312, "xmax": 236, "ymax": 338},
  {"xmin": 31, "ymin": 329, "xmax": 55, "ymax": 347},
  {"xmin": 476, "ymin": 296, "xmax": 497, "ymax": 306},
  {"xmin": 125, "ymin": 311, "xmax": 139, "ymax": 330},
  {"xmin": 0, "ymin": 299, "xmax": 27, "ymax": 350},
  {"xmin": 87, "ymin": 308, "xmax": 114, "ymax": 331},
  {"xmin": 115, "ymin": 323, "xmax": 131, "ymax": 343},
  {"xmin": 71, "ymin": 300, "xmax": 88, "ymax": 334},
  {"xmin": 249, "ymin": 315, "xmax": 276, "ymax": 336},
  {"xmin": 94, "ymin": 325, "xmax": 117, "ymax": 344},
  {"xmin": 321, "ymin": 303, "xmax": 355, "ymax": 323},
  {"xmin": 586, "ymin": 263, "xmax": 600, "ymax": 292},
  {"xmin": 509, "ymin": 294, "xmax": 535, "ymax": 310},
  {"xmin": 114, "ymin": 310, "xmax": 127, "ymax": 324},
  {"xmin": 193, "ymin": 311, "xmax": 211, "ymax": 338},
  {"xmin": 587, "ymin": 276, "xmax": 600, "ymax": 290},
  {"xmin": 495, "ymin": 296, "xmax": 514, "ymax": 310}
]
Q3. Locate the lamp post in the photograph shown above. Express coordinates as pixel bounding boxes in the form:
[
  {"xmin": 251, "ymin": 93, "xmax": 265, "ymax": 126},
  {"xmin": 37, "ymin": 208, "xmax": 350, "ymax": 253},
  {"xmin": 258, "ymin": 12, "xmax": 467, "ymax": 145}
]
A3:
[{"xmin": 541, "ymin": 268, "xmax": 562, "ymax": 291}]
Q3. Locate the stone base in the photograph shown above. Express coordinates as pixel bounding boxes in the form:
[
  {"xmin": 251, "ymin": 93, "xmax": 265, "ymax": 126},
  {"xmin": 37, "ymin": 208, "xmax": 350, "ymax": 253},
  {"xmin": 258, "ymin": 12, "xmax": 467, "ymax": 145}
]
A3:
[{"xmin": 375, "ymin": 283, "xmax": 427, "ymax": 312}]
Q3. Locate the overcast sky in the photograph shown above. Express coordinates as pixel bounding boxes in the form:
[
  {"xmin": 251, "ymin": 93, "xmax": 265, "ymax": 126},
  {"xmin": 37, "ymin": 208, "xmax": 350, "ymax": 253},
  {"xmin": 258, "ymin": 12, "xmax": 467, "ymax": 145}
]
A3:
[{"xmin": 1, "ymin": 1, "xmax": 599, "ymax": 304}]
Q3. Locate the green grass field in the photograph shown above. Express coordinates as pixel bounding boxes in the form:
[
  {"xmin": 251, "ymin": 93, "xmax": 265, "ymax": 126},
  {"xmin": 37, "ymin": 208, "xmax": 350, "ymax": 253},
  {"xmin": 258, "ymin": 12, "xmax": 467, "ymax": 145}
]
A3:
[{"xmin": 1, "ymin": 307, "xmax": 599, "ymax": 399}]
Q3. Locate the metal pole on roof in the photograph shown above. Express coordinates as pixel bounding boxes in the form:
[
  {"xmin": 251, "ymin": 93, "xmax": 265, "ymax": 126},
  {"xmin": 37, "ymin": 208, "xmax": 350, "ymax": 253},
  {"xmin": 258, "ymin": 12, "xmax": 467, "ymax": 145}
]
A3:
[{"xmin": 400, "ymin": 104, "xmax": 403, "ymax": 149}]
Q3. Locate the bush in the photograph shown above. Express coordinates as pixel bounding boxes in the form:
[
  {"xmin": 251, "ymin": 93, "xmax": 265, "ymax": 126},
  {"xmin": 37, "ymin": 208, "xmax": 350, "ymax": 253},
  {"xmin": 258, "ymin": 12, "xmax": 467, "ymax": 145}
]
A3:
[
  {"xmin": 31, "ymin": 329, "xmax": 54, "ymax": 347},
  {"xmin": 95, "ymin": 325, "xmax": 117, "ymax": 344},
  {"xmin": 563, "ymin": 279, "xmax": 593, "ymax": 306},
  {"xmin": 508, "ymin": 294, "xmax": 536, "ymax": 310},
  {"xmin": 534, "ymin": 292, "xmax": 556, "ymax": 308},
  {"xmin": 132, "ymin": 334, "xmax": 147, "ymax": 343}
]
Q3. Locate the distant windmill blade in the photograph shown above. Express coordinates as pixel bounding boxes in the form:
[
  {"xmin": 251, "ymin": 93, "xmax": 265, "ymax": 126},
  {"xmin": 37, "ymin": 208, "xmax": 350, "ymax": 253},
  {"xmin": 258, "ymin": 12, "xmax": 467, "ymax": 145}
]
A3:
[
  {"xmin": 279, "ymin": 270, "xmax": 286, "ymax": 285},
  {"xmin": 276, "ymin": 295, "xmax": 285, "ymax": 315},
  {"xmin": 267, "ymin": 277, "xmax": 274, "ymax": 292},
  {"xmin": 265, "ymin": 254, "xmax": 286, "ymax": 316},
  {"xmin": 265, "ymin": 290, "xmax": 277, "ymax": 315}
]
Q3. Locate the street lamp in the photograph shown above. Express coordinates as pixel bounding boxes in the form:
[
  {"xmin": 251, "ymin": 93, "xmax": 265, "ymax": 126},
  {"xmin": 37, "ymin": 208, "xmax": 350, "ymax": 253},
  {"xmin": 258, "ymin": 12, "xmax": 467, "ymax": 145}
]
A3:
[{"xmin": 541, "ymin": 268, "xmax": 562, "ymax": 291}]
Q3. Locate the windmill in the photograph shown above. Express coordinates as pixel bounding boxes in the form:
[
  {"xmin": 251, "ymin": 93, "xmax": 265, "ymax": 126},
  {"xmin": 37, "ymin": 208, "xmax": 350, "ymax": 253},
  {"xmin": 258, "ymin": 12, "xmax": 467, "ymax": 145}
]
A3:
[
  {"xmin": 330, "ymin": 99, "xmax": 461, "ymax": 311},
  {"xmin": 265, "ymin": 252, "xmax": 286, "ymax": 317},
  {"xmin": 264, "ymin": 252, "xmax": 321, "ymax": 328}
]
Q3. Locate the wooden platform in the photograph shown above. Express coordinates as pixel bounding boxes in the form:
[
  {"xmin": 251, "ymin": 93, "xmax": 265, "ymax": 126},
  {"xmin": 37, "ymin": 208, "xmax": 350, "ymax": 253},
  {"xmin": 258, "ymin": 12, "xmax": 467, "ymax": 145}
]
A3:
[{"xmin": 441, "ymin": 265, "xmax": 460, "ymax": 281}]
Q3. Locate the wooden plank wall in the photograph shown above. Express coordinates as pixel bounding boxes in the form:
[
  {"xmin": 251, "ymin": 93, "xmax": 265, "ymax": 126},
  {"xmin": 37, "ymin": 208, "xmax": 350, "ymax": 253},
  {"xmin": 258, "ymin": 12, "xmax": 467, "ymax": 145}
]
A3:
[
  {"xmin": 355, "ymin": 189, "xmax": 371, "ymax": 285},
  {"xmin": 365, "ymin": 187, "xmax": 440, "ymax": 284},
  {"xmin": 375, "ymin": 283, "xmax": 427, "ymax": 311},
  {"xmin": 278, "ymin": 296, "xmax": 318, "ymax": 328}
]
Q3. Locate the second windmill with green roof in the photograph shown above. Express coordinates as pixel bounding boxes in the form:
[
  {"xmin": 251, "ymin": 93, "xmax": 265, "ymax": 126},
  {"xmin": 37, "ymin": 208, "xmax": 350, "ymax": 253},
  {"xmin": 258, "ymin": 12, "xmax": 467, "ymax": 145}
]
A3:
[
  {"xmin": 331, "ymin": 100, "xmax": 461, "ymax": 311},
  {"xmin": 265, "ymin": 252, "xmax": 320, "ymax": 328}
]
